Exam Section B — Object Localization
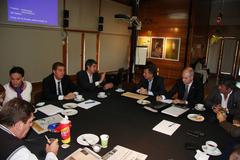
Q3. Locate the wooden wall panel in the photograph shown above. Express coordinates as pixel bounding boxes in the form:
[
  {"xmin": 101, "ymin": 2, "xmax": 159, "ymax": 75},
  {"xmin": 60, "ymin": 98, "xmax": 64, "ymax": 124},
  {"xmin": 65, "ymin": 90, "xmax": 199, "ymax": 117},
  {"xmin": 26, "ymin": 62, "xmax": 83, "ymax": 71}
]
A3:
[
  {"xmin": 138, "ymin": 0, "xmax": 211, "ymax": 79},
  {"xmin": 139, "ymin": 0, "xmax": 190, "ymax": 79}
]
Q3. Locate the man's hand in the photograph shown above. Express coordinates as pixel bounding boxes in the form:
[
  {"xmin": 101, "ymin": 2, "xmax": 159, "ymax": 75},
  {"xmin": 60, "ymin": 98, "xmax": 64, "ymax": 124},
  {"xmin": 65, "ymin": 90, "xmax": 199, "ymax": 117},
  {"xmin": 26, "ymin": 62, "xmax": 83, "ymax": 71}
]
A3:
[
  {"xmin": 156, "ymin": 96, "xmax": 162, "ymax": 102},
  {"xmin": 212, "ymin": 104, "xmax": 222, "ymax": 114},
  {"xmin": 45, "ymin": 139, "xmax": 59, "ymax": 155},
  {"xmin": 216, "ymin": 112, "xmax": 227, "ymax": 123},
  {"xmin": 64, "ymin": 92, "xmax": 76, "ymax": 100},
  {"xmin": 138, "ymin": 87, "xmax": 148, "ymax": 95},
  {"xmin": 103, "ymin": 83, "xmax": 114, "ymax": 90},
  {"xmin": 172, "ymin": 99, "xmax": 185, "ymax": 104}
]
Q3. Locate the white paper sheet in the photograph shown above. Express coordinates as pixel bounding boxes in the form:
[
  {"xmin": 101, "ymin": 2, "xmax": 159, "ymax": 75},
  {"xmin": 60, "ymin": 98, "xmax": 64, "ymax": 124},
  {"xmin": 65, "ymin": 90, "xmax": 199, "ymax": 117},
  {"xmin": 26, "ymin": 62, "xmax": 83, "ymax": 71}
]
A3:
[
  {"xmin": 152, "ymin": 120, "xmax": 181, "ymax": 136},
  {"xmin": 37, "ymin": 104, "xmax": 64, "ymax": 116},
  {"xmin": 160, "ymin": 99, "xmax": 173, "ymax": 104},
  {"xmin": 103, "ymin": 145, "xmax": 148, "ymax": 160},
  {"xmin": 78, "ymin": 99, "xmax": 101, "ymax": 109}
]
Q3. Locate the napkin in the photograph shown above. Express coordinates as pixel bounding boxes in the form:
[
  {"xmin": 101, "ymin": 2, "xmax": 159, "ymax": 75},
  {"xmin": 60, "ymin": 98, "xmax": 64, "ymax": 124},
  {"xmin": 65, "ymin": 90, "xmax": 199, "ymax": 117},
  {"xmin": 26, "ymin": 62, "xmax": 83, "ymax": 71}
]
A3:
[{"xmin": 194, "ymin": 150, "xmax": 209, "ymax": 160}]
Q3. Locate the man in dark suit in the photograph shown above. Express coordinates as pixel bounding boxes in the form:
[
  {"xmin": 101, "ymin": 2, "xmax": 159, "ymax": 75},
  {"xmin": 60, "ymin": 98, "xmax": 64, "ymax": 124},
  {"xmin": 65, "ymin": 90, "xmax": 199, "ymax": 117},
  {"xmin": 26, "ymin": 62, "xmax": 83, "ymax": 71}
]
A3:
[
  {"xmin": 206, "ymin": 76, "xmax": 240, "ymax": 116},
  {"xmin": 157, "ymin": 67, "xmax": 204, "ymax": 107},
  {"xmin": 135, "ymin": 64, "xmax": 166, "ymax": 96},
  {"xmin": 42, "ymin": 62, "xmax": 77, "ymax": 101},
  {"xmin": 76, "ymin": 59, "xmax": 113, "ymax": 92}
]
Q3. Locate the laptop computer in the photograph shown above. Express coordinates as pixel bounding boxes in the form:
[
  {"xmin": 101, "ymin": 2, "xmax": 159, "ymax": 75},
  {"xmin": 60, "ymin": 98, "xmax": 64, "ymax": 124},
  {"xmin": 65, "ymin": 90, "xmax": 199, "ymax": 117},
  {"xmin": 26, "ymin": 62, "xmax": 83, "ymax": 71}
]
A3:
[{"xmin": 161, "ymin": 104, "xmax": 189, "ymax": 117}]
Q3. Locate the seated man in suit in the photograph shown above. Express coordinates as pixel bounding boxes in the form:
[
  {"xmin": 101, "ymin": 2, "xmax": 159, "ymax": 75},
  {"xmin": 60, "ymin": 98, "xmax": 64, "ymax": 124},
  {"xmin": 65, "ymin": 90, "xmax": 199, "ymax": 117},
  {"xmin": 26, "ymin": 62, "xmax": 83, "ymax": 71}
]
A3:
[
  {"xmin": 206, "ymin": 76, "xmax": 240, "ymax": 116},
  {"xmin": 135, "ymin": 64, "xmax": 166, "ymax": 96},
  {"xmin": 42, "ymin": 62, "xmax": 77, "ymax": 101},
  {"xmin": 157, "ymin": 67, "xmax": 204, "ymax": 107},
  {"xmin": 76, "ymin": 59, "xmax": 113, "ymax": 92}
]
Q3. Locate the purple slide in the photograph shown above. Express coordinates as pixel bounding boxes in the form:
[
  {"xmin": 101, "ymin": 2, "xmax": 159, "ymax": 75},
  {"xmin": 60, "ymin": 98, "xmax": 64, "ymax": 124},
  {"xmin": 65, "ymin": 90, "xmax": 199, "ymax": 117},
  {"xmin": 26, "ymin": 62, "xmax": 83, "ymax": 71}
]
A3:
[{"xmin": 8, "ymin": 0, "xmax": 58, "ymax": 26}]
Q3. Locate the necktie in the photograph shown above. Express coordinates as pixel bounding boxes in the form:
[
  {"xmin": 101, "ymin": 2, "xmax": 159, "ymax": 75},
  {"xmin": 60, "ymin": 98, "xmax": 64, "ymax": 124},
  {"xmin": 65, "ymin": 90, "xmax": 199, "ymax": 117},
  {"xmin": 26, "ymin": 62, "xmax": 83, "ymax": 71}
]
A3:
[
  {"xmin": 57, "ymin": 81, "xmax": 62, "ymax": 95},
  {"xmin": 148, "ymin": 80, "xmax": 152, "ymax": 91},
  {"xmin": 183, "ymin": 84, "xmax": 189, "ymax": 100}
]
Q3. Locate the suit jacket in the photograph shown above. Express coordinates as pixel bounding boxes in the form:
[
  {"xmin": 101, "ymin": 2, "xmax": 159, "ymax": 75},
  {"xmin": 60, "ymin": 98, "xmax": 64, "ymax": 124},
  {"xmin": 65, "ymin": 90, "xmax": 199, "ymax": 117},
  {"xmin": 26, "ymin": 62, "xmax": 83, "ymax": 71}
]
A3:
[
  {"xmin": 135, "ymin": 76, "xmax": 166, "ymax": 96},
  {"xmin": 76, "ymin": 70, "xmax": 100, "ymax": 91},
  {"xmin": 167, "ymin": 79, "xmax": 204, "ymax": 107},
  {"xmin": 42, "ymin": 74, "xmax": 76, "ymax": 101},
  {"xmin": 205, "ymin": 87, "xmax": 240, "ymax": 115}
]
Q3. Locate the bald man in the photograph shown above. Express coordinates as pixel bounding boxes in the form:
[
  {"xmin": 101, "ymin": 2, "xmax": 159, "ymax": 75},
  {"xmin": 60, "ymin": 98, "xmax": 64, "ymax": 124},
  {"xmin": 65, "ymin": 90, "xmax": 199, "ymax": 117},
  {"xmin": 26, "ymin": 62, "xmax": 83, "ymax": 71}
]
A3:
[{"xmin": 157, "ymin": 67, "xmax": 204, "ymax": 107}]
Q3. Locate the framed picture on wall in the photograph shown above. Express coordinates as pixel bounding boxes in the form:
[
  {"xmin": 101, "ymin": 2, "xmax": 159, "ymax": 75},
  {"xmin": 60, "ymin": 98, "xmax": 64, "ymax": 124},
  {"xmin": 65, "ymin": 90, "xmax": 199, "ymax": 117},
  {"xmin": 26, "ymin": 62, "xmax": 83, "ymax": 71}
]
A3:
[
  {"xmin": 150, "ymin": 37, "xmax": 165, "ymax": 59},
  {"xmin": 165, "ymin": 37, "xmax": 181, "ymax": 61},
  {"xmin": 137, "ymin": 36, "xmax": 151, "ymax": 57}
]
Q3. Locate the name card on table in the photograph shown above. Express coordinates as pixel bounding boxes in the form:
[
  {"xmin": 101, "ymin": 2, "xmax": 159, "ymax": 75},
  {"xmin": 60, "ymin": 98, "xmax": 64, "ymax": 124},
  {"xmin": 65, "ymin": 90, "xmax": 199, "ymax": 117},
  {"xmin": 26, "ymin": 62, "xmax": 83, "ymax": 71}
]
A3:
[{"xmin": 121, "ymin": 92, "xmax": 148, "ymax": 100}]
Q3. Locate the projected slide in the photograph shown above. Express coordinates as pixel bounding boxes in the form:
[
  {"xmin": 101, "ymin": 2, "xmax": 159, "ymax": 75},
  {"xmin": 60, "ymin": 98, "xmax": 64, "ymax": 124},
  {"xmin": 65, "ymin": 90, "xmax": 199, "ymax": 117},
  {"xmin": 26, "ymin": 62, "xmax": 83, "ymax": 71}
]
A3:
[{"xmin": 8, "ymin": 0, "xmax": 58, "ymax": 26}]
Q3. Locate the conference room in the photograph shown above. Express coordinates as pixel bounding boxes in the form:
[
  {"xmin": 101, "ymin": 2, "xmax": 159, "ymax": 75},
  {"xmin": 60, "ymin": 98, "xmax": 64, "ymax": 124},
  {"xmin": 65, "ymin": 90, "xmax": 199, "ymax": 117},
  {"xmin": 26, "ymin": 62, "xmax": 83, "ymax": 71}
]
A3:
[{"xmin": 1, "ymin": 0, "xmax": 240, "ymax": 160}]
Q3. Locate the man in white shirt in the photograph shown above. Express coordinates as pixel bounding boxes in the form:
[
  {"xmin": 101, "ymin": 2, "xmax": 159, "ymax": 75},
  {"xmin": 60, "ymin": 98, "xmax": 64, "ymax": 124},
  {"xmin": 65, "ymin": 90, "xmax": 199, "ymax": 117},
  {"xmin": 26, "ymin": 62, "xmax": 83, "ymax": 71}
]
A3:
[
  {"xmin": 0, "ymin": 98, "xmax": 59, "ymax": 160},
  {"xmin": 206, "ymin": 76, "xmax": 240, "ymax": 116},
  {"xmin": 76, "ymin": 59, "xmax": 113, "ymax": 91},
  {"xmin": 135, "ymin": 64, "xmax": 166, "ymax": 96}
]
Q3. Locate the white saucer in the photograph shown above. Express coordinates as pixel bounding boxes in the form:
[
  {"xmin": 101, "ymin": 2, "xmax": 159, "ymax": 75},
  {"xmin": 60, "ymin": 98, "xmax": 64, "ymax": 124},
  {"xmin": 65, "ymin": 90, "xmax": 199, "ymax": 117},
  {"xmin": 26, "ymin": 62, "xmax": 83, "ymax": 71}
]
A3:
[
  {"xmin": 74, "ymin": 97, "xmax": 85, "ymax": 102},
  {"xmin": 61, "ymin": 109, "xmax": 78, "ymax": 116},
  {"xmin": 202, "ymin": 145, "xmax": 222, "ymax": 156},
  {"xmin": 36, "ymin": 102, "xmax": 45, "ymax": 107},
  {"xmin": 63, "ymin": 103, "xmax": 78, "ymax": 109},
  {"xmin": 195, "ymin": 106, "xmax": 206, "ymax": 111},
  {"xmin": 187, "ymin": 114, "xmax": 205, "ymax": 122},
  {"xmin": 115, "ymin": 88, "xmax": 125, "ymax": 93},
  {"xmin": 137, "ymin": 99, "xmax": 151, "ymax": 105},
  {"xmin": 97, "ymin": 95, "xmax": 107, "ymax": 99},
  {"xmin": 77, "ymin": 134, "xmax": 99, "ymax": 146}
]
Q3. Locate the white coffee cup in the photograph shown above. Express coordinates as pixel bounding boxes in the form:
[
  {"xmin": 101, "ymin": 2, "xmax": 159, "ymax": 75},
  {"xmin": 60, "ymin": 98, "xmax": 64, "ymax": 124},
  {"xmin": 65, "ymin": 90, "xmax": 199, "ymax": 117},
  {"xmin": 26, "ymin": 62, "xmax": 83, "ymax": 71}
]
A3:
[
  {"xmin": 76, "ymin": 95, "xmax": 83, "ymax": 100},
  {"xmin": 196, "ymin": 103, "xmax": 204, "ymax": 110},
  {"xmin": 206, "ymin": 141, "xmax": 218, "ymax": 152},
  {"xmin": 98, "ymin": 92, "xmax": 106, "ymax": 97}
]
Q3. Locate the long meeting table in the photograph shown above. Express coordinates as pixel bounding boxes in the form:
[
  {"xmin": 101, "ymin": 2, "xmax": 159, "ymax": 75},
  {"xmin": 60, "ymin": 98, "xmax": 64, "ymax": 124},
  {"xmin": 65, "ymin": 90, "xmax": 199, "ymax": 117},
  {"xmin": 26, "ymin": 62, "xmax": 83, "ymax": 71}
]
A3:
[{"xmin": 26, "ymin": 90, "xmax": 232, "ymax": 160}]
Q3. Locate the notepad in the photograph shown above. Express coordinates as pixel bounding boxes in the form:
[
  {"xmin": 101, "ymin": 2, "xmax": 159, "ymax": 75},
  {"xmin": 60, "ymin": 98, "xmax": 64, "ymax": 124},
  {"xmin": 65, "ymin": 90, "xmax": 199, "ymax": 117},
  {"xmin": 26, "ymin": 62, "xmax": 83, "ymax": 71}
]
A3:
[
  {"xmin": 161, "ymin": 105, "xmax": 189, "ymax": 117},
  {"xmin": 121, "ymin": 92, "xmax": 148, "ymax": 100},
  {"xmin": 102, "ymin": 145, "xmax": 148, "ymax": 160},
  {"xmin": 37, "ymin": 104, "xmax": 64, "ymax": 116},
  {"xmin": 153, "ymin": 120, "xmax": 181, "ymax": 136},
  {"xmin": 78, "ymin": 99, "xmax": 101, "ymax": 109}
]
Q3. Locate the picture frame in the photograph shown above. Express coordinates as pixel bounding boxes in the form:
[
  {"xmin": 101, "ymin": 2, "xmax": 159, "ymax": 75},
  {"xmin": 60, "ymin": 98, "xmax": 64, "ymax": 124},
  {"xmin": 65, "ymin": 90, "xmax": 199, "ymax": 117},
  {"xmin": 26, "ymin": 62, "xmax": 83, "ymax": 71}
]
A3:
[
  {"xmin": 164, "ymin": 37, "xmax": 181, "ymax": 61},
  {"xmin": 150, "ymin": 37, "xmax": 165, "ymax": 59}
]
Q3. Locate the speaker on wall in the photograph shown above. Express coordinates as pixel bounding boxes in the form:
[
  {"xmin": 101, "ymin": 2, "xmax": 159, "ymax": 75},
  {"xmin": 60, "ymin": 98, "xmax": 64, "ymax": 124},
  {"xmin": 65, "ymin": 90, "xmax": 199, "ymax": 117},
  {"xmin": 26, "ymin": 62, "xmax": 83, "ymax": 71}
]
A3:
[
  {"xmin": 63, "ymin": 10, "xmax": 69, "ymax": 28},
  {"xmin": 98, "ymin": 16, "xmax": 104, "ymax": 31},
  {"xmin": 63, "ymin": 19, "xmax": 69, "ymax": 28},
  {"xmin": 64, "ymin": 10, "xmax": 69, "ymax": 18},
  {"xmin": 98, "ymin": 16, "xmax": 104, "ymax": 23},
  {"xmin": 98, "ymin": 24, "xmax": 103, "ymax": 31}
]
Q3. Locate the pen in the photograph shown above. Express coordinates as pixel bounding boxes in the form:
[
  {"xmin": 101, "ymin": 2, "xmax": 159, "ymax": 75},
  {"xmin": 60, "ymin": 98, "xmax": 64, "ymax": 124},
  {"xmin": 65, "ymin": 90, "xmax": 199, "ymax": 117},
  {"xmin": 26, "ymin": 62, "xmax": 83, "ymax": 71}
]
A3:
[
  {"xmin": 45, "ymin": 135, "xmax": 51, "ymax": 144},
  {"xmin": 168, "ymin": 123, "xmax": 175, "ymax": 127},
  {"xmin": 85, "ymin": 101, "xmax": 95, "ymax": 104}
]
